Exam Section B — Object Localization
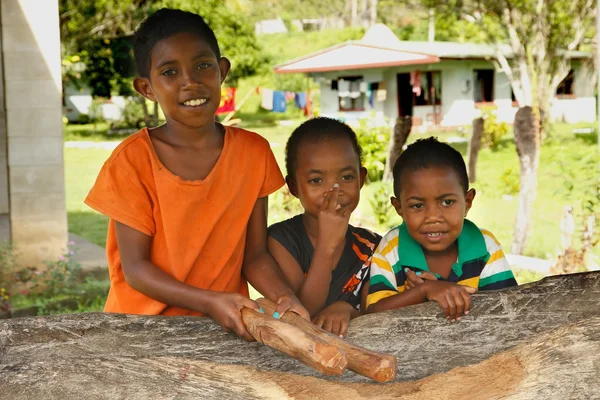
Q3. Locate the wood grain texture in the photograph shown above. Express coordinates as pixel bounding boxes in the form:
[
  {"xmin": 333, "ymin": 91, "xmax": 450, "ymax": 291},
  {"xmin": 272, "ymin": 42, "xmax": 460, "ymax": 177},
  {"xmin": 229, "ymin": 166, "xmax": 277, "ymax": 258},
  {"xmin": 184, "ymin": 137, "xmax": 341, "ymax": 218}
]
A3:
[{"xmin": 1, "ymin": 272, "xmax": 599, "ymax": 399}]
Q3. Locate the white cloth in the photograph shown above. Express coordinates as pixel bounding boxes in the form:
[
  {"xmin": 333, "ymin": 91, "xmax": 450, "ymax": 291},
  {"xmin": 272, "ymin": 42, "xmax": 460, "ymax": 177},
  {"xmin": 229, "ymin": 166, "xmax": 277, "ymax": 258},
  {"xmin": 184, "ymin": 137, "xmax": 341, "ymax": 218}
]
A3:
[
  {"xmin": 261, "ymin": 88, "xmax": 273, "ymax": 110},
  {"xmin": 337, "ymin": 80, "xmax": 350, "ymax": 97},
  {"xmin": 359, "ymin": 81, "xmax": 368, "ymax": 93},
  {"xmin": 349, "ymin": 81, "xmax": 361, "ymax": 99}
]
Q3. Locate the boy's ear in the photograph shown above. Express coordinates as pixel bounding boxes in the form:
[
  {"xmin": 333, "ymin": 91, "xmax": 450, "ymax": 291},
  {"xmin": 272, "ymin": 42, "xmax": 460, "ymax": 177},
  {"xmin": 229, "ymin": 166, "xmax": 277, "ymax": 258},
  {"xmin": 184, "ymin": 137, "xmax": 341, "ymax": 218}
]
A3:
[
  {"xmin": 359, "ymin": 166, "xmax": 367, "ymax": 188},
  {"xmin": 285, "ymin": 175, "xmax": 299, "ymax": 198},
  {"xmin": 464, "ymin": 188, "xmax": 476, "ymax": 216},
  {"xmin": 390, "ymin": 196, "xmax": 403, "ymax": 218},
  {"xmin": 218, "ymin": 57, "xmax": 231, "ymax": 84},
  {"xmin": 133, "ymin": 77, "xmax": 157, "ymax": 102}
]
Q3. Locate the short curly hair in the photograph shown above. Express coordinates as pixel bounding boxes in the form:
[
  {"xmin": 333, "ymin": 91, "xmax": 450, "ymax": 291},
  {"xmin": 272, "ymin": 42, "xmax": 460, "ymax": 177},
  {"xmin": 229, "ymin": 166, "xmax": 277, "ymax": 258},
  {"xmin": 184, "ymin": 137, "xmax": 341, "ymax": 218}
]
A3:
[
  {"xmin": 285, "ymin": 117, "xmax": 362, "ymax": 181},
  {"xmin": 134, "ymin": 8, "xmax": 221, "ymax": 78},
  {"xmin": 392, "ymin": 137, "xmax": 469, "ymax": 197}
]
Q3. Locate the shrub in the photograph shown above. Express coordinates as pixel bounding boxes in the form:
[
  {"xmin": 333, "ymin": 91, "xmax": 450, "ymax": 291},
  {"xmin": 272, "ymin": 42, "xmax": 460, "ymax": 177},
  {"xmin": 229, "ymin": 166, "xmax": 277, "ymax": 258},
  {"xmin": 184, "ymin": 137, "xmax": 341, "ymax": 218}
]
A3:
[
  {"xmin": 355, "ymin": 121, "xmax": 390, "ymax": 183},
  {"xmin": 88, "ymin": 98, "xmax": 105, "ymax": 123},
  {"xmin": 499, "ymin": 167, "xmax": 520, "ymax": 195},
  {"xmin": 480, "ymin": 106, "xmax": 508, "ymax": 150},
  {"xmin": 368, "ymin": 183, "xmax": 393, "ymax": 227}
]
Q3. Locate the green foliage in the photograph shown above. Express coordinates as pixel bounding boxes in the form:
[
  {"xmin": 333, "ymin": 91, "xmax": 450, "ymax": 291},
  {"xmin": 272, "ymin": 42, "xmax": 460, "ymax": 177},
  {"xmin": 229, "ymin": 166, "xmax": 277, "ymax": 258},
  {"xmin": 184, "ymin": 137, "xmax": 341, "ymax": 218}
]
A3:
[
  {"xmin": 110, "ymin": 97, "xmax": 147, "ymax": 130},
  {"xmin": 368, "ymin": 183, "xmax": 394, "ymax": 227},
  {"xmin": 480, "ymin": 107, "xmax": 508, "ymax": 150},
  {"xmin": 499, "ymin": 167, "xmax": 520, "ymax": 196},
  {"xmin": 77, "ymin": 114, "xmax": 91, "ymax": 124},
  {"xmin": 355, "ymin": 122, "xmax": 390, "ymax": 183},
  {"xmin": 88, "ymin": 98, "xmax": 105, "ymax": 123},
  {"xmin": 60, "ymin": 0, "xmax": 268, "ymax": 95},
  {"xmin": 0, "ymin": 243, "xmax": 18, "ymax": 312}
]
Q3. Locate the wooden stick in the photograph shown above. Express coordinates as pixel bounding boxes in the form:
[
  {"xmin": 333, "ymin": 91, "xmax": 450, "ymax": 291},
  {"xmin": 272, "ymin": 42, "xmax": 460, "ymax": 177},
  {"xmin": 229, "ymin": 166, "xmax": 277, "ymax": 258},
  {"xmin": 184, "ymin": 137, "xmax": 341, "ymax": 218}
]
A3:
[
  {"xmin": 240, "ymin": 308, "xmax": 347, "ymax": 376},
  {"xmin": 256, "ymin": 298, "xmax": 398, "ymax": 383}
]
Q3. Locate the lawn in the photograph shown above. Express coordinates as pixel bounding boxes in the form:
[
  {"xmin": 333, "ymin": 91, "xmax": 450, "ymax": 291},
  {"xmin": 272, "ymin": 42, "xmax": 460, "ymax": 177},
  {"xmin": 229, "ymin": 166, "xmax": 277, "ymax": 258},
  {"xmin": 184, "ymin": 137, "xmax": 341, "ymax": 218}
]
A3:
[{"xmin": 65, "ymin": 121, "xmax": 599, "ymax": 265}]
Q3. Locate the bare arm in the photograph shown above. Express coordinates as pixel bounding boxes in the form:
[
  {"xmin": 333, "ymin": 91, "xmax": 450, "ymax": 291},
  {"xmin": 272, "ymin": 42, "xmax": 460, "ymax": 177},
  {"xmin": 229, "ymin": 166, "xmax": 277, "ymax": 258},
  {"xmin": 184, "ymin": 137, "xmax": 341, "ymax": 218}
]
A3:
[
  {"xmin": 366, "ymin": 285, "xmax": 428, "ymax": 313},
  {"xmin": 115, "ymin": 221, "xmax": 258, "ymax": 340},
  {"xmin": 242, "ymin": 197, "xmax": 310, "ymax": 320},
  {"xmin": 268, "ymin": 236, "xmax": 337, "ymax": 316}
]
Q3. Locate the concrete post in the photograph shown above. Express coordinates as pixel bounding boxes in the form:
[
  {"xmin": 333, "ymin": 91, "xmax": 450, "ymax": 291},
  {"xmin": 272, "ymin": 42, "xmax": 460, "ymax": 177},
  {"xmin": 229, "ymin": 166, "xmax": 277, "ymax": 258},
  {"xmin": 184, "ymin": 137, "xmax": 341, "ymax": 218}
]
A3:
[{"xmin": 1, "ymin": 0, "xmax": 67, "ymax": 265}]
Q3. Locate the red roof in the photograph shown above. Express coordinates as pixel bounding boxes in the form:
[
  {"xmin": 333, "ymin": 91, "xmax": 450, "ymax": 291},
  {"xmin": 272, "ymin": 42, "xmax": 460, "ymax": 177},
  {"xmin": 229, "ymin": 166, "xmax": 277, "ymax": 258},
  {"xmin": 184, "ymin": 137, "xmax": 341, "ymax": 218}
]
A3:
[{"xmin": 274, "ymin": 42, "xmax": 439, "ymax": 74}]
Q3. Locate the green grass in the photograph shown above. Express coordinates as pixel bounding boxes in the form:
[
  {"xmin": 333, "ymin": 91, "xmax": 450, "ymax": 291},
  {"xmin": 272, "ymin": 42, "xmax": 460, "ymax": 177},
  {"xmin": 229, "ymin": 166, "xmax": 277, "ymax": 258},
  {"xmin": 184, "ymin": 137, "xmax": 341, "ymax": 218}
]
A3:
[{"xmin": 64, "ymin": 121, "xmax": 599, "ymax": 263}]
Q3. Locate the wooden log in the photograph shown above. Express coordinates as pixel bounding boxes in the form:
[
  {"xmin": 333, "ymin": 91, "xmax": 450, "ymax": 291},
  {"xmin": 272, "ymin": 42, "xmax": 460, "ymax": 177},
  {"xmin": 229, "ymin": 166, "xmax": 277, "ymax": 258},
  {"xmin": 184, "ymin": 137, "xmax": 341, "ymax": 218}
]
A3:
[
  {"xmin": 240, "ymin": 308, "xmax": 347, "ymax": 376},
  {"xmin": 256, "ymin": 298, "xmax": 397, "ymax": 383},
  {"xmin": 2, "ymin": 273, "xmax": 600, "ymax": 399}
]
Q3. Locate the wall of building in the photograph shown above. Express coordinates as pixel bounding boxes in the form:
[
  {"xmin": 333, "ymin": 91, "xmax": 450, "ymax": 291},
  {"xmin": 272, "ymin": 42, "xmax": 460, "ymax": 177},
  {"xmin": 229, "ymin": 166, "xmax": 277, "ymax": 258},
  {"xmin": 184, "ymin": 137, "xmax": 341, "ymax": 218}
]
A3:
[
  {"xmin": 314, "ymin": 58, "xmax": 596, "ymax": 128},
  {"xmin": 1, "ymin": 0, "xmax": 67, "ymax": 265}
]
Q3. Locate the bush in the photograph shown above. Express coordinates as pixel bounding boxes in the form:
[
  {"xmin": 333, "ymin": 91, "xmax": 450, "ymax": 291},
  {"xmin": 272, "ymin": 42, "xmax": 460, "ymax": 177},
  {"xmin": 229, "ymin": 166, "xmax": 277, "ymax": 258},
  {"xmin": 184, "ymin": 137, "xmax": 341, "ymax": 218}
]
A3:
[
  {"xmin": 76, "ymin": 113, "xmax": 91, "ymax": 124},
  {"xmin": 480, "ymin": 106, "xmax": 508, "ymax": 150},
  {"xmin": 355, "ymin": 121, "xmax": 390, "ymax": 183},
  {"xmin": 499, "ymin": 167, "xmax": 520, "ymax": 195},
  {"xmin": 88, "ymin": 98, "xmax": 105, "ymax": 123},
  {"xmin": 368, "ymin": 183, "xmax": 394, "ymax": 227}
]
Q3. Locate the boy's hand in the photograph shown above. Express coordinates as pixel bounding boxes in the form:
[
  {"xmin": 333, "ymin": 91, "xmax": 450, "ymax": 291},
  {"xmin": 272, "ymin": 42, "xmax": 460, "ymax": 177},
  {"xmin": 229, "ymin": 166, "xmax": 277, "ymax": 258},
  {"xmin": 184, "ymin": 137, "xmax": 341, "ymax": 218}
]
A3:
[
  {"xmin": 317, "ymin": 184, "xmax": 350, "ymax": 255},
  {"xmin": 206, "ymin": 292, "xmax": 260, "ymax": 341},
  {"xmin": 405, "ymin": 268, "xmax": 438, "ymax": 289},
  {"xmin": 273, "ymin": 292, "xmax": 311, "ymax": 321},
  {"xmin": 312, "ymin": 301, "xmax": 354, "ymax": 338},
  {"xmin": 418, "ymin": 281, "xmax": 477, "ymax": 321}
]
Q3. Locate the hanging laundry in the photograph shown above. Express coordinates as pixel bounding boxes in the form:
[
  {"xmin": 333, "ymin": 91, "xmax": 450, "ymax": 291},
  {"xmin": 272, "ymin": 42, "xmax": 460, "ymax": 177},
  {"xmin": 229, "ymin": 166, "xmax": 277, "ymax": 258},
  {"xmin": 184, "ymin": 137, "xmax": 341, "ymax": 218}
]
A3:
[
  {"xmin": 359, "ymin": 81, "xmax": 368, "ymax": 93},
  {"xmin": 285, "ymin": 91, "xmax": 296, "ymax": 102},
  {"xmin": 294, "ymin": 92, "xmax": 307, "ymax": 110},
  {"xmin": 216, "ymin": 87, "xmax": 236, "ymax": 115},
  {"xmin": 272, "ymin": 90, "xmax": 287, "ymax": 113},
  {"xmin": 261, "ymin": 88, "xmax": 274, "ymax": 110},
  {"xmin": 368, "ymin": 82, "xmax": 378, "ymax": 107},
  {"xmin": 337, "ymin": 80, "xmax": 350, "ymax": 97},
  {"xmin": 349, "ymin": 81, "xmax": 361, "ymax": 99},
  {"xmin": 410, "ymin": 71, "xmax": 422, "ymax": 97},
  {"xmin": 376, "ymin": 82, "xmax": 387, "ymax": 102}
]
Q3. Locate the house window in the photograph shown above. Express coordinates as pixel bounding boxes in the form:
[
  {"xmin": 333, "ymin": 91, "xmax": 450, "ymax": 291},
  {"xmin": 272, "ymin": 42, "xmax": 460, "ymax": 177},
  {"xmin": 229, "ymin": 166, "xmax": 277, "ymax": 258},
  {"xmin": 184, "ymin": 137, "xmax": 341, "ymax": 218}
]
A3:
[
  {"xmin": 556, "ymin": 69, "xmax": 575, "ymax": 96},
  {"xmin": 337, "ymin": 76, "xmax": 365, "ymax": 111},
  {"xmin": 474, "ymin": 70, "xmax": 494, "ymax": 103},
  {"xmin": 413, "ymin": 71, "xmax": 441, "ymax": 106}
]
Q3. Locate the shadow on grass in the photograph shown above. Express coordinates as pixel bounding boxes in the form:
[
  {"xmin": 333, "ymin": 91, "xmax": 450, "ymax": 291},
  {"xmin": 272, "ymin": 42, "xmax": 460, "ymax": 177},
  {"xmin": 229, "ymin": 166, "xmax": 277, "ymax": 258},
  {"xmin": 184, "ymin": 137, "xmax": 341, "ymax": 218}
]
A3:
[{"xmin": 68, "ymin": 211, "xmax": 109, "ymax": 248}]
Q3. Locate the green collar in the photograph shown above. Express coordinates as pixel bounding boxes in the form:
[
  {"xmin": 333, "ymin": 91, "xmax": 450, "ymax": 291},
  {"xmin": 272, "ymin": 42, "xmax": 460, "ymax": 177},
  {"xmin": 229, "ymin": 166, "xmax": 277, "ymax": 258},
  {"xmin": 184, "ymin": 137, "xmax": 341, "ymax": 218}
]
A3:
[{"xmin": 397, "ymin": 219, "xmax": 488, "ymax": 275}]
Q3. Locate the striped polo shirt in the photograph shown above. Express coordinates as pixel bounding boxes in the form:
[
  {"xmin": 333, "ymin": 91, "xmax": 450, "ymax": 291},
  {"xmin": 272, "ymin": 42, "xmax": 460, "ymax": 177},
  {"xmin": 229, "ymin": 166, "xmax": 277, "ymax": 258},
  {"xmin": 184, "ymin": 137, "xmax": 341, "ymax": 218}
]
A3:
[{"xmin": 366, "ymin": 219, "xmax": 517, "ymax": 308}]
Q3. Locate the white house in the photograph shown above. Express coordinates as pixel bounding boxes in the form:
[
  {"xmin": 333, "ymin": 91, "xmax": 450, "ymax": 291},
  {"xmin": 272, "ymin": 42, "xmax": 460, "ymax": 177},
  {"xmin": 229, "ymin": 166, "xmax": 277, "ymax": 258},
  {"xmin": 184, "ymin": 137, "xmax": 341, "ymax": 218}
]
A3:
[{"xmin": 274, "ymin": 24, "xmax": 596, "ymax": 128}]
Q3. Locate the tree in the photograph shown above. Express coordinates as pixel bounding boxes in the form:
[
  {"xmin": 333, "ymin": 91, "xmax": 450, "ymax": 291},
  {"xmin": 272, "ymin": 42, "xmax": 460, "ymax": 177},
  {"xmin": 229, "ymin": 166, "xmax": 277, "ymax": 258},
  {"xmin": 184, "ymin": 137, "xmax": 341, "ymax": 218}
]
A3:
[
  {"xmin": 424, "ymin": 0, "xmax": 596, "ymax": 254},
  {"xmin": 59, "ymin": 0, "xmax": 269, "ymax": 95}
]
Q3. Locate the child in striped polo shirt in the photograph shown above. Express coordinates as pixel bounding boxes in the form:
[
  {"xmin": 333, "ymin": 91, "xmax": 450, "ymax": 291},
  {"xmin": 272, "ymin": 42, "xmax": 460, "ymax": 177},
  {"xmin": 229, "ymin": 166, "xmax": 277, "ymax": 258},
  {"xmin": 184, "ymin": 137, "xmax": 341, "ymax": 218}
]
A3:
[{"xmin": 366, "ymin": 137, "xmax": 517, "ymax": 321}]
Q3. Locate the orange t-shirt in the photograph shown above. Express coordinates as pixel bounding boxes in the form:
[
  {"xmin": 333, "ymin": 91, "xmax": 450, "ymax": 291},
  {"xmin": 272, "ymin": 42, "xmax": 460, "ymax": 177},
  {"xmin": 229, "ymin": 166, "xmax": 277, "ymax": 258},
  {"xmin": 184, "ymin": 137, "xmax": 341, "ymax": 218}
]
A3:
[{"xmin": 85, "ymin": 126, "xmax": 284, "ymax": 316}]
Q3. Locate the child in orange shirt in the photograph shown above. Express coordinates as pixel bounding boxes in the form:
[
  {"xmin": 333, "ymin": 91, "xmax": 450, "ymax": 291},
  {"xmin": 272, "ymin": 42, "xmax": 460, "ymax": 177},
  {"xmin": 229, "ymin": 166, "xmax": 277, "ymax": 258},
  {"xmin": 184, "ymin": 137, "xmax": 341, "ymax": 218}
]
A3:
[
  {"xmin": 85, "ymin": 8, "xmax": 308, "ymax": 341},
  {"xmin": 268, "ymin": 118, "xmax": 381, "ymax": 337}
]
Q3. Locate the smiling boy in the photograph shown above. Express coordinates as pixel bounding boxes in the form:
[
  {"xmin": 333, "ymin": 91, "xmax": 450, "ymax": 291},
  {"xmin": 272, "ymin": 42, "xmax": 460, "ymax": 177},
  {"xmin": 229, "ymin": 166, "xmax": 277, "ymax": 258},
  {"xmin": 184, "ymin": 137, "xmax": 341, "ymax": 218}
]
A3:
[
  {"xmin": 366, "ymin": 137, "xmax": 517, "ymax": 321},
  {"xmin": 84, "ymin": 8, "xmax": 308, "ymax": 340}
]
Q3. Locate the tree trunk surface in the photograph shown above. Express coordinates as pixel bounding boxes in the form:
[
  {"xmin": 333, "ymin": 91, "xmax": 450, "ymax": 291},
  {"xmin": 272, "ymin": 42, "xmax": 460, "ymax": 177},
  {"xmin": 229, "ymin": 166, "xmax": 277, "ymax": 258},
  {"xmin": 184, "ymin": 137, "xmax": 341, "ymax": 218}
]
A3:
[
  {"xmin": 468, "ymin": 117, "xmax": 484, "ymax": 183},
  {"xmin": 2, "ymin": 272, "xmax": 600, "ymax": 399},
  {"xmin": 512, "ymin": 106, "xmax": 541, "ymax": 255},
  {"xmin": 384, "ymin": 116, "xmax": 412, "ymax": 181}
]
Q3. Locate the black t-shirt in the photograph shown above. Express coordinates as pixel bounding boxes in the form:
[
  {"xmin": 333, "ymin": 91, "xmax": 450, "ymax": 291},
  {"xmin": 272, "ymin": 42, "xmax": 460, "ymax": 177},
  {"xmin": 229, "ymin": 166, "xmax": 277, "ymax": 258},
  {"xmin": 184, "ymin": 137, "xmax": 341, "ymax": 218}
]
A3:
[{"xmin": 268, "ymin": 215, "xmax": 381, "ymax": 310}]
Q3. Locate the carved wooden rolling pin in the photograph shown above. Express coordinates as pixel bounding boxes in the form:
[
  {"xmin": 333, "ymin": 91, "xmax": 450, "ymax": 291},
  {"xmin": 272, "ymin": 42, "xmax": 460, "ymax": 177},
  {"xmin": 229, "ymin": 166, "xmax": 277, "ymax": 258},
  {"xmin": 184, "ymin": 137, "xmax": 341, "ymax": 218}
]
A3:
[
  {"xmin": 240, "ymin": 307, "xmax": 348, "ymax": 375},
  {"xmin": 256, "ymin": 298, "xmax": 398, "ymax": 383}
]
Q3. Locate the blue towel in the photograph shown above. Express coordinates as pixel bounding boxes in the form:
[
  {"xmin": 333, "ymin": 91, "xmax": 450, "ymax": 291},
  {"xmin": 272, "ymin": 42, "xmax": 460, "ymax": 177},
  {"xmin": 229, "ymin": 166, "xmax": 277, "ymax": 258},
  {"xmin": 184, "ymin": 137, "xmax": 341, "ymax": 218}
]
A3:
[
  {"xmin": 272, "ymin": 91, "xmax": 287, "ymax": 113},
  {"xmin": 294, "ymin": 92, "xmax": 307, "ymax": 109}
]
